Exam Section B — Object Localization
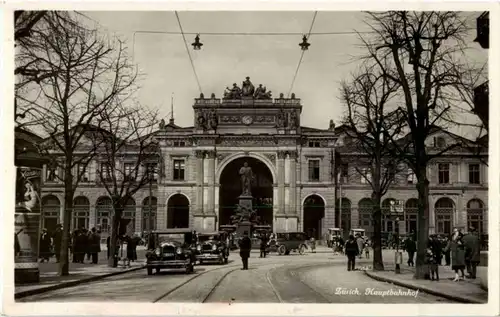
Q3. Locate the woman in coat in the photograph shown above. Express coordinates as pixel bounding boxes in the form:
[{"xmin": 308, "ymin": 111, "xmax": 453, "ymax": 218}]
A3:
[{"xmin": 445, "ymin": 229, "xmax": 466, "ymax": 281}]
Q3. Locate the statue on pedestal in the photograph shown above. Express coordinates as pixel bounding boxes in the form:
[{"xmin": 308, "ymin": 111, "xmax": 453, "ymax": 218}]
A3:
[
  {"xmin": 159, "ymin": 119, "xmax": 166, "ymax": 130},
  {"xmin": 224, "ymin": 83, "xmax": 242, "ymax": 99},
  {"xmin": 276, "ymin": 110, "xmax": 286, "ymax": 128},
  {"xmin": 242, "ymin": 76, "xmax": 255, "ymax": 97},
  {"xmin": 289, "ymin": 112, "xmax": 298, "ymax": 129},
  {"xmin": 209, "ymin": 111, "xmax": 218, "ymax": 130},
  {"xmin": 196, "ymin": 112, "xmax": 206, "ymax": 130},
  {"xmin": 239, "ymin": 161, "xmax": 254, "ymax": 196}
]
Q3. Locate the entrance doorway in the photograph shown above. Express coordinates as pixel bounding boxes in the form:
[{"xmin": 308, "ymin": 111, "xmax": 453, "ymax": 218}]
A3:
[
  {"xmin": 218, "ymin": 157, "xmax": 274, "ymax": 229},
  {"xmin": 303, "ymin": 195, "xmax": 325, "ymax": 239},
  {"xmin": 167, "ymin": 194, "xmax": 190, "ymax": 228}
]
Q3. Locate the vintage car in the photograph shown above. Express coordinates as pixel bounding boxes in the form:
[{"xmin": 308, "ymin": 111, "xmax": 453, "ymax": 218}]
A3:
[
  {"xmin": 195, "ymin": 231, "xmax": 229, "ymax": 265},
  {"xmin": 145, "ymin": 229, "xmax": 196, "ymax": 275},
  {"xmin": 251, "ymin": 225, "xmax": 272, "ymax": 250},
  {"xmin": 269, "ymin": 232, "xmax": 308, "ymax": 255},
  {"xmin": 326, "ymin": 228, "xmax": 343, "ymax": 248}
]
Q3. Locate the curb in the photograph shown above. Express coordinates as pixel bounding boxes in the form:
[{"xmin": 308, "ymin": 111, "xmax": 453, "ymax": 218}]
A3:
[
  {"xmin": 364, "ymin": 270, "xmax": 485, "ymax": 304},
  {"xmin": 15, "ymin": 266, "xmax": 145, "ymax": 300}
]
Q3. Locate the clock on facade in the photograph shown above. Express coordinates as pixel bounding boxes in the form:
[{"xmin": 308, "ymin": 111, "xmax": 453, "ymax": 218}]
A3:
[{"xmin": 242, "ymin": 115, "xmax": 253, "ymax": 125}]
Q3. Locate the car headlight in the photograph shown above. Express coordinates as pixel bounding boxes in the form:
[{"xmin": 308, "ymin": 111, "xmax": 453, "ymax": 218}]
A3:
[
  {"xmin": 176, "ymin": 247, "xmax": 182, "ymax": 255},
  {"xmin": 155, "ymin": 248, "xmax": 161, "ymax": 256},
  {"xmin": 196, "ymin": 245, "xmax": 201, "ymax": 251},
  {"xmin": 212, "ymin": 244, "xmax": 217, "ymax": 251}
]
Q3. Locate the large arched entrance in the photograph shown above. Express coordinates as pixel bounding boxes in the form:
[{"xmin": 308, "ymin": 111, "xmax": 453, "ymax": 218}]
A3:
[
  {"xmin": 218, "ymin": 157, "xmax": 274, "ymax": 229},
  {"xmin": 303, "ymin": 195, "xmax": 325, "ymax": 239},
  {"xmin": 167, "ymin": 194, "xmax": 190, "ymax": 228}
]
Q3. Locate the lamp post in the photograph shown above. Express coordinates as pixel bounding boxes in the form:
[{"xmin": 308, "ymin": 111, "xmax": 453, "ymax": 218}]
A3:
[{"xmin": 390, "ymin": 200, "xmax": 402, "ymax": 274}]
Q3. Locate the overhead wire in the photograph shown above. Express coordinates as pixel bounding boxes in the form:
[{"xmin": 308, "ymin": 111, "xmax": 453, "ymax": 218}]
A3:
[
  {"xmin": 133, "ymin": 30, "xmax": 375, "ymax": 36},
  {"xmin": 175, "ymin": 11, "xmax": 203, "ymax": 95},
  {"xmin": 287, "ymin": 11, "xmax": 317, "ymax": 97}
]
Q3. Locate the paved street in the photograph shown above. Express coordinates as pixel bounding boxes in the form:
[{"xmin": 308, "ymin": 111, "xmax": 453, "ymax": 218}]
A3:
[{"xmin": 19, "ymin": 249, "xmax": 453, "ymax": 303}]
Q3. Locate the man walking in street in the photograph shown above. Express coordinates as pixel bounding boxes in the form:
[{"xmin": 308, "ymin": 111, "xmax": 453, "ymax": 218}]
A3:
[
  {"xmin": 52, "ymin": 224, "xmax": 63, "ymax": 263},
  {"xmin": 463, "ymin": 227, "xmax": 481, "ymax": 279},
  {"xmin": 356, "ymin": 234, "xmax": 364, "ymax": 259},
  {"xmin": 89, "ymin": 227, "xmax": 101, "ymax": 264},
  {"xmin": 345, "ymin": 235, "xmax": 359, "ymax": 271},
  {"xmin": 405, "ymin": 236, "xmax": 416, "ymax": 267},
  {"xmin": 238, "ymin": 231, "xmax": 252, "ymax": 270}
]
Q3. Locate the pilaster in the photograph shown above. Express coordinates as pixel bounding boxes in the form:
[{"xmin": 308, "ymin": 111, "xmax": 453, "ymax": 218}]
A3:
[
  {"xmin": 207, "ymin": 150, "xmax": 216, "ymax": 215},
  {"xmin": 289, "ymin": 151, "xmax": 297, "ymax": 215},
  {"xmin": 89, "ymin": 205, "xmax": 96, "ymax": 229},
  {"xmin": 195, "ymin": 150, "xmax": 205, "ymax": 214},
  {"xmin": 135, "ymin": 205, "xmax": 142, "ymax": 234},
  {"xmin": 277, "ymin": 151, "xmax": 286, "ymax": 214}
]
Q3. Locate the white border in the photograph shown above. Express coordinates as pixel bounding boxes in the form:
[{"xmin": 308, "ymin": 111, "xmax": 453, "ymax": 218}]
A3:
[{"xmin": 2, "ymin": 1, "xmax": 499, "ymax": 316}]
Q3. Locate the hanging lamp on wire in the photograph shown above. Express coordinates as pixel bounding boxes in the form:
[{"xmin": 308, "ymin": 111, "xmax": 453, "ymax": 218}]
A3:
[
  {"xmin": 299, "ymin": 35, "xmax": 310, "ymax": 51},
  {"xmin": 192, "ymin": 34, "xmax": 203, "ymax": 50}
]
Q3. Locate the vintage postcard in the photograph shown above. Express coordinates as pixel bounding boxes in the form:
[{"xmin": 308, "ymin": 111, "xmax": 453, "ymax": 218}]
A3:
[{"xmin": 2, "ymin": 1, "xmax": 499, "ymax": 316}]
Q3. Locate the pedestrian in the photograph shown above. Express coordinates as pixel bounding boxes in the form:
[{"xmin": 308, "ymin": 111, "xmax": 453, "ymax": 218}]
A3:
[
  {"xmin": 126, "ymin": 235, "xmax": 138, "ymax": 266},
  {"xmin": 356, "ymin": 235, "xmax": 364, "ymax": 259},
  {"xmin": 445, "ymin": 229, "xmax": 466, "ymax": 282},
  {"xmin": 71, "ymin": 229, "xmax": 79, "ymax": 263},
  {"xmin": 238, "ymin": 231, "xmax": 252, "ymax": 270},
  {"xmin": 39, "ymin": 228, "xmax": 51, "ymax": 263},
  {"xmin": 89, "ymin": 227, "xmax": 101, "ymax": 264},
  {"xmin": 364, "ymin": 240, "xmax": 370, "ymax": 259},
  {"xmin": 76, "ymin": 229, "xmax": 87, "ymax": 263},
  {"xmin": 309, "ymin": 236, "xmax": 316, "ymax": 253},
  {"xmin": 259, "ymin": 233, "xmax": 268, "ymax": 258},
  {"xmin": 443, "ymin": 235, "xmax": 451, "ymax": 266},
  {"xmin": 429, "ymin": 235, "xmax": 443, "ymax": 268},
  {"xmin": 424, "ymin": 247, "xmax": 440, "ymax": 281},
  {"xmin": 463, "ymin": 227, "xmax": 481, "ymax": 279},
  {"xmin": 52, "ymin": 224, "xmax": 63, "ymax": 263},
  {"xmin": 106, "ymin": 235, "xmax": 111, "ymax": 259},
  {"xmin": 405, "ymin": 236, "xmax": 416, "ymax": 267},
  {"xmin": 344, "ymin": 235, "xmax": 359, "ymax": 271},
  {"xmin": 85, "ymin": 228, "xmax": 92, "ymax": 262}
]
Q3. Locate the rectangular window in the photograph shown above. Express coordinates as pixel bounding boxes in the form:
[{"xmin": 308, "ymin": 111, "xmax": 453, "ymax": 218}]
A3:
[
  {"xmin": 173, "ymin": 140, "xmax": 186, "ymax": 147},
  {"xmin": 438, "ymin": 163, "xmax": 450, "ymax": 184},
  {"xmin": 407, "ymin": 169, "xmax": 416, "ymax": 185},
  {"xmin": 145, "ymin": 163, "xmax": 158, "ymax": 181},
  {"xmin": 361, "ymin": 168, "xmax": 372, "ymax": 184},
  {"xmin": 173, "ymin": 160, "xmax": 185, "ymax": 180},
  {"xmin": 308, "ymin": 160, "xmax": 320, "ymax": 181},
  {"xmin": 469, "ymin": 164, "xmax": 480, "ymax": 184},
  {"xmin": 308, "ymin": 141, "xmax": 321, "ymax": 148},
  {"xmin": 46, "ymin": 166, "xmax": 58, "ymax": 182},
  {"xmin": 124, "ymin": 163, "xmax": 136, "ymax": 181},
  {"xmin": 78, "ymin": 164, "xmax": 89, "ymax": 182},
  {"xmin": 100, "ymin": 163, "xmax": 112, "ymax": 181}
]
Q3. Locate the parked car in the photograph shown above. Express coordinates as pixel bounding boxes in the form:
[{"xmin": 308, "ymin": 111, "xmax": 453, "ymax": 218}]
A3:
[
  {"xmin": 195, "ymin": 231, "xmax": 229, "ymax": 265},
  {"xmin": 219, "ymin": 225, "xmax": 238, "ymax": 250},
  {"xmin": 145, "ymin": 229, "xmax": 196, "ymax": 275},
  {"xmin": 327, "ymin": 228, "xmax": 343, "ymax": 248},
  {"xmin": 269, "ymin": 232, "xmax": 308, "ymax": 255}
]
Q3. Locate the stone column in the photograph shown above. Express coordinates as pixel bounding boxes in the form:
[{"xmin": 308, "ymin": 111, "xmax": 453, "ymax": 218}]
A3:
[
  {"xmin": 135, "ymin": 205, "xmax": 142, "ymax": 234},
  {"xmin": 195, "ymin": 151, "xmax": 205, "ymax": 214},
  {"xmin": 89, "ymin": 204, "xmax": 96, "ymax": 229},
  {"xmin": 289, "ymin": 151, "xmax": 297, "ymax": 215},
  {"xmin": 207, "ymin": 150, "xmax": 216, "ymax": 214},
  {"xmin": 277, "ymin": 151, "xmax": 286, "ymax": 214}
]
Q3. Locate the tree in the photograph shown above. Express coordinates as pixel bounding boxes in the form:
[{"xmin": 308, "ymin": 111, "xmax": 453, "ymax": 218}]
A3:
[
  {"xmin": 362, "ymin": 11, "xmax": 479, "ymax": 278},
  {"xmin": 93, "ymin": 102, "xmax": 160, "ymax": 268},
  {"xmin": 340, "ymin": 59, "xmax": 406, "ymax": 271},
  {"xmin": 16, "ymin": 12, "xmax": 138, "ymax": 275}
]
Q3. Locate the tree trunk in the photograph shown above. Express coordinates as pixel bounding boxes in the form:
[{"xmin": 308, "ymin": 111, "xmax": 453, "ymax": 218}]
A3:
[
  {"xmin": 58, "ymin": 169, "xmax": 73, "ymax": 276},
  {"xmin": 414, "ymin": 165, "xmax": 430, "ymax": 279},
  {"xmin": 371, "ymin": 193, "xmax": 384, "ymax": 271},
  {"xmin": 107, "ymin": 206, "xmax": 123, "ymax": 268}
]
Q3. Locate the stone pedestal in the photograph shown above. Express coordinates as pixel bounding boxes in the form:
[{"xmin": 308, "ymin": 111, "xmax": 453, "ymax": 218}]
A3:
[
  {"xmin": 238, "ymin": 195, "xmax": 253, "ymax": 210},
  {"xmin": 237, "ymin": 221, "xmax": 252, "ymax": 237},
  {"xmin": 236, "ymin": 195, "xmax": 253, "ymax": 235}
]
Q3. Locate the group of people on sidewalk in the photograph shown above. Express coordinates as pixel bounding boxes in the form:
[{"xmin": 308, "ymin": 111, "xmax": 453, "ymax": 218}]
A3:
[
  {"xmin": 38, "ymin": 225, "xmax": 102, "ymax": 264},
  {"xmin": 403, "ymin": 227, "xmax": 482, "ymax": 281}
]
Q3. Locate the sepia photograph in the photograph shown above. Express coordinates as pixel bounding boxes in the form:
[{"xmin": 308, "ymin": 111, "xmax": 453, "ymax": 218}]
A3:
[{"xmin": 4, "ymin": 3, "xmax": 498, "ymax": 315}]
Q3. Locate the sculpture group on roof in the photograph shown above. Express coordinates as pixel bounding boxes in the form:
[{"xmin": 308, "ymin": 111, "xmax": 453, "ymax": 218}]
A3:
[{"xmin": 223, "ymin": 77, "xmax": 272, "ymax": 100}]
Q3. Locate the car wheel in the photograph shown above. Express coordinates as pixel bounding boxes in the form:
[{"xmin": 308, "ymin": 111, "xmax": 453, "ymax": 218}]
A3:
[
  {"xmin": 147, "ymin": 267, "xmax": 153, "ymax": 276},
  {"xmin": 224, "ymin": 256, "xmax": 229, "ymax": 264},
  {"xmin": 156, "ymin": 268, "xmax": 160, "ymax": 273},
  {"xmin": 278, "ymin": 245, "xmax": 286, "ymax": 255},
  {"xmin": 299, "ymin": 244, "xmax": 306, "ymax": 255}
]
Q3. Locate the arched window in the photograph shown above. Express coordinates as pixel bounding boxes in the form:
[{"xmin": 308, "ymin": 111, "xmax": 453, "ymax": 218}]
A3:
[
  {"xmin": 96, "ymin": 196, "xmax": 112, "ymax": 234},
  {"xmin": 142, "ymin": 196, "xmax": 157, "ymax": 232},
  {"xmin": 358, "ymin": 198, "xmax": 373, "ymax": 237},
  {"xmin": 435, "ymin": 198, "xmax": 454, "ymax": 236},
  {"xmin": 42, "ymin": 195, "xmax": 60, "ymax": 233},
  {"xmin": 467, "ymin": 199, "xmax": 486, "ymax": 235},
  {"xmin": 405, "ymin": 199, "xmax": 418, "ymax": 234},
  {"xmin": 73, "ymin": 196, "xmax": 90, "ymax": 230},
  {"xmin": 381, "ymin": 198, "xmax": 396, "ymax": 232}
]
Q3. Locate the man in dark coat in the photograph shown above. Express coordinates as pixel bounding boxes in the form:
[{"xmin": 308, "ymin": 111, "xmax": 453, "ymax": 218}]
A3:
[
  {"xmin": 89, "ymin": 227, "xmax": 101, "ymax": 264},
  {"xmin": 428, "ymin": 235, "xmax": 443, "ymax": 266},
  {"xmin": 404, "ymin": 236, "xmax": 416, "ymax": 266},
  {"xmin": 39, "ymin": 228, "xmax": 51, "ymax": 262},
  {"xmin": 463, "ymin": 227, "xmax": 481, "ymax": 279},
  {"xmin": 238, "ymin": 231, "xmax": 252, "ymax": 270},
  {"xmin": 52, "ymin": 224, "xmax": 63, "ymax": 263},
  {"xmin": 75, "ymin": 229, "xmax": 88, "ymax": 263},
  {"xmin": 259, "ymin": 233, "xmax": 268, "ymax": 258},
  {"xmin": 344, "ymin": 235, "xmax": 359, "ymax": 271}
]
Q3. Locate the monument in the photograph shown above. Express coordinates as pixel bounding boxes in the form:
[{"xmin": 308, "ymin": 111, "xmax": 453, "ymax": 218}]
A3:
[{"xmin": 230, "ymin": 161, "xmax": 259, "ymax": 236}]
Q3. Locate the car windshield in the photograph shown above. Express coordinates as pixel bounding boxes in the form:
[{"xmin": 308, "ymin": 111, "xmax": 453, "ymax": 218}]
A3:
[
  {"xmin": 157, "ymin": 233, "xmax": 186, "ymax": 244},
  {"xmin": 198, "ymin": 235, "xmax": 218, "ymax": 242}
]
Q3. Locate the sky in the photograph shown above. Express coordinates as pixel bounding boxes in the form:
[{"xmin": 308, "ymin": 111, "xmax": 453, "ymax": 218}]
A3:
[{"xmin": 82, "ymin": 11, "xmax": 487, "ymax": 135}]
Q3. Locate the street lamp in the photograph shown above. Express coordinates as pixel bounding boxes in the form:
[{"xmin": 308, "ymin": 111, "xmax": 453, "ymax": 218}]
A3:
[
  {"xmin": 192, "ymin": 34, "xmax": 203, "ymax": 50},
  {"xmin": 299, "ymin": 35, "xmax": 311, "ymax": 51}
]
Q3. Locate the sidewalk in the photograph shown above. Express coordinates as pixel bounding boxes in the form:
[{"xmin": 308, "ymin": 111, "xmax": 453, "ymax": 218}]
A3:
[
  {"xmin": 364, "ymin": 251, "xmax": 488, "ymax": 303},
  {"xmin": 15, "ymin": 250, "xmax": 147, "ymax": 299}
]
